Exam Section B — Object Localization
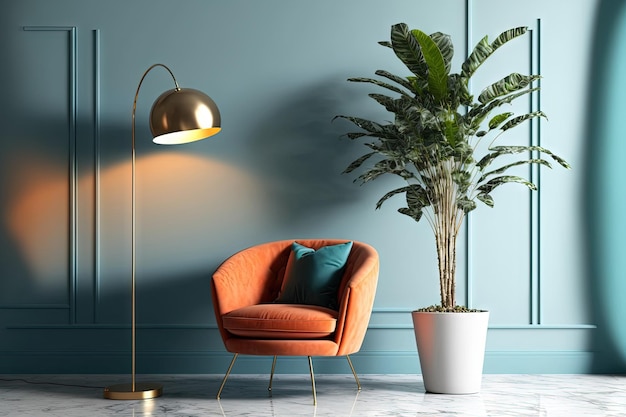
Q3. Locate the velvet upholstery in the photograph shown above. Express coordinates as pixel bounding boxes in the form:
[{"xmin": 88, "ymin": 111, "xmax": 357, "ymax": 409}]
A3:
[
  {"xmin": 211, "ymin": 239, "xmax": 379, "ymax": 358},
  {"xmin": 276, "ymin": 241, "xmax": 353, "ymax": 309},
  {"xmin": 222, "ymin": 304, "xmax": 338, "ymax": 339}
]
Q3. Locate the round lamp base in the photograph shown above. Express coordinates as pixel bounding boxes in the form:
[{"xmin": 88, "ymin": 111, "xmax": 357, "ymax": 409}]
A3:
[{"xmin": 103, "ymin": 382, "xmax": 163, "ymax": 400}]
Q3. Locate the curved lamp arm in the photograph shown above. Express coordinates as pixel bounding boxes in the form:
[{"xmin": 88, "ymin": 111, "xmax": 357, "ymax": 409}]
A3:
[{"xmin": 131, "ymin": 63, "xmax": 179, "ymax": 152}]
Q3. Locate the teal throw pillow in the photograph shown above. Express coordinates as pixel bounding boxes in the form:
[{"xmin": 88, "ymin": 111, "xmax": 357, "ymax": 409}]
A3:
[{"xmin": 276, "ymin": 241, "xmax": 353, "ymax": 310}]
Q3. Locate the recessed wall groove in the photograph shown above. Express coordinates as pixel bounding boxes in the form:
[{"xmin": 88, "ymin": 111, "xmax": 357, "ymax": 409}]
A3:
[
  {"xmin": 93, "ymin": 28, "xmax": 102, "ymax": 324},
  {"xmin": 526, "ymin": 19, "xmax": 543, "ymax": 326}
]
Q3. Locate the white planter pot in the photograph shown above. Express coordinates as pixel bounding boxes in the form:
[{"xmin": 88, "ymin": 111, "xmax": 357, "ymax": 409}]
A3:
[{"xmin": 411, "ymin": 310, "xmax": 489, "ymax": 394}]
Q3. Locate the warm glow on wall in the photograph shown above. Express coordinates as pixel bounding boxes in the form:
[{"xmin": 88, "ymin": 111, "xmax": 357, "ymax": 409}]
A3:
[
  {"xmin": 4, "ymin": 152, "xmax": 68, "ymax": 286},
  {"xmin": 4, "ymin": 152, "xmax": 269, "ymax": 286}
]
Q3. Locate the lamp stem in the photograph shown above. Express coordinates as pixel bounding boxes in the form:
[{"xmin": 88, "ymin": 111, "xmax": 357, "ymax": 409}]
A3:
[
  {"xmin": 130, "ymin": 63, "xmax": 173, "ymax": 392},
  {"xmin": 131, "ymin": 98, "xmax": 136, "ymax": 392},
  {"xmin": 131, "ymin": 63, "xmax": 180, "ymax": 389}
]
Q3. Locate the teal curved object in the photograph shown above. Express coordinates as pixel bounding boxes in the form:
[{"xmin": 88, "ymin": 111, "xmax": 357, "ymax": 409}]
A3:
[{"xmin": 588, "ymin": 0, "xmax": 626, "ymax": 373}]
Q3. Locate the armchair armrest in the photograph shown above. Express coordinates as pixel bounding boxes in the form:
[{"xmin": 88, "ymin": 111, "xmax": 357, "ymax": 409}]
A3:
[
  {"xmin": 211, "ymin": 241, "xmax": 291, "ymax": 316},
  {"xmin": 334, "ymin": 243, "xmax": 380, "ymax": 356}
]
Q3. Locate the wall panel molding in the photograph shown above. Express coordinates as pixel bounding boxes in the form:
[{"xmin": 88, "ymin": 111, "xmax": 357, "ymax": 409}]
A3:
[
  {"xmin": 463, "ymin": 12, "xmax": 548, "ymax": 325},
  {"xmin": 0, "ymin": 26, "xmax": 79, "ymax": 320},
  {"xmin": 0, "ymin": 349, "xmax": 595, "ymax": 374},
  {"xmin": 93, "ymin": 28, "xmax": 102, "ymax": 324},
  {"xmin": 0, "ymin": 304, "xmax": 70, "ymax": 310},
  {"xmin": 527, "ymin": 19, "xmax": 543, "ymax": 326},
  {"xmin": 6, "ymin": 317, "xmax": 596, "ymax": 331}
]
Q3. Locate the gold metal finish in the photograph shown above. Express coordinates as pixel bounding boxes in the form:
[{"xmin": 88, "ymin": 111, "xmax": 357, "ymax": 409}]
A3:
[
  {"xmin": 308, "ymin": 356, "xmax": 317, "ymax": 406},
  {"xmin": 103, "ymin": 383, "xmax": 163, "ymax": 400},
  {"xmin": 216, "ymin": 355, "xmax": 360, "ymax": 406},
  {"xmin": 104, "ymin": 63, "xmax": 220, "ymax": 400},
  {"xmin": 216, "ymin": 353, "xmax": 239, "ymax": 400},
  {"xmin": 346, "ymin": 355, "xmax": 362, "ymax": 391},
  {"xmin": 268, "ymin": 355, "xmax": 277, "ymax": 393},
  {"xmin": 151, "ymin": 88, "xmax": 221, "ymax": 144}
]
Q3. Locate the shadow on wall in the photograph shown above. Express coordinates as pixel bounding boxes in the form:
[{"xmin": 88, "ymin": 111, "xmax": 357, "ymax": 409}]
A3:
[
  {"xmin": 246, "ymin": 78, "xmax": 369, "ymax": 224},
  {"xmin": 586, "ymin": 0, "xmax": 626, "ymax": 374},
  {"xmin": 100, "ymin": 266, "xmax": 221, "ymax": 331}
]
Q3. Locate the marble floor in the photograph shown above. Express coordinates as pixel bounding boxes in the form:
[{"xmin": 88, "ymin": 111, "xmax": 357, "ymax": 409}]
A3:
[{"xmin": 0, "ymin": 374, "xmax": 624, "ymax": 416}]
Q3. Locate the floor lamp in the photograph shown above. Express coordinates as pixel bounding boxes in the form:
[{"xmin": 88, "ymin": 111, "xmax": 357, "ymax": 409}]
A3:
[{"xmin": 103, "ymin": 63, "xmax": 221, "ymax": 400}]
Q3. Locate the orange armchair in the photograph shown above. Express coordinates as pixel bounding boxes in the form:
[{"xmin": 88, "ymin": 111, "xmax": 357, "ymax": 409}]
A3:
[{"xmin": 211, "ymin": 239, "xmax": 379, "ymax": 404}]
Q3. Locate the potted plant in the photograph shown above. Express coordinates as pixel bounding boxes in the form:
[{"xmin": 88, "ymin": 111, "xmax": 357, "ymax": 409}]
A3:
[{"xmin": 335, "ymin": 23, "xmax": 570, "ymax": 393}]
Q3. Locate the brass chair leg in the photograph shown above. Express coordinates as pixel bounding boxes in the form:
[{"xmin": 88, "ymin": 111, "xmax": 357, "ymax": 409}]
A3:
[
  {"xmin": 346, "ymin": 355, "xmax": 362, "ymax": 391},
  {"xmin": 268, "ymin": 355, "xmax": 278, "ymax": 394},
  {"xmin": 219, "ymin": 354, "xmax": 335, "ymax": 405},
  {"xmin": 308, "ymin": 356, "xmax": 317, "ymax": 406},
  {"xmin": 216, "ymin": 353, "xmax": 239, "ymax": 400}
]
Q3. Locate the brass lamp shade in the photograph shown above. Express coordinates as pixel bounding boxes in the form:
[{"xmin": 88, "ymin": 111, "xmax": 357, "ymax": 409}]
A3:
[{"xmin": 150, "ymin": 88, "xmax": 221, "ymax": 144}]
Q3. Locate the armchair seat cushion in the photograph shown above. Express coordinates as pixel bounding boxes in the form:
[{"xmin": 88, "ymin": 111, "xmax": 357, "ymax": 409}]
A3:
[{"xmin": 222, "ymin": 304, "xmax": 338, "ymax": 339}]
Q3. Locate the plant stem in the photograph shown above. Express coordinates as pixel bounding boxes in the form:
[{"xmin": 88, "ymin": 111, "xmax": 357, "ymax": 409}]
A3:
[{"xmin": 433, "ymin": 157, "xmax": 459, "ymax": 309}]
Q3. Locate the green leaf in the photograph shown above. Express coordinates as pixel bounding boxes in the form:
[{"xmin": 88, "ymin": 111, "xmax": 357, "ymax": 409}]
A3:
[
  {"xmin": 476, "ymin": 192, "xmax": 494, "ymax": 208},
  {"xmin": 462, "ymin": 27, "xmax": 527, "ymax": 79},
  {"xmin": 333, "ymin": 115, "xmax": 384, "ymax": 134},
  {"xmin": 500, "ymin": 111, "xmax": 547, "ymax": 130},
  {"xmin": 398, "ymin": 207, "xmax": 423, "ymax": 222},
  {"xmin": 430, "ymin": 32, "xmax": 454, "ymax": 74},
  {"xmin": 391, "ymin": 23, "xmax": 428, "ymax": 79},
  {"xmin": 478, "ymin": 73, "xmax": 541, "ymax": 104},
  {"xmin": 376, "ymin": 186, "xmax": 409, "ymax": 209},
  {"xmin": 355, "ymin": 169, "xmax": 381, "ymax": 183},
  {"xmin": 443, "ymin": 117, "xmax": 460, "ymax": 146},
  {"xmin": 468, "ymin": 87, "xmax": 539, "ymax": 122},
  {"xmin": 478, "ymin": 159, "xmax": 552, "ymax": 183},
  {"xmin": 374, "ymin": 159, "xmax": 415, "ymax": 180},
  {"xmin": 345, "ymin": 131, "xmax": 369, "ymax": 140},
  {"xmin": 491, "ymin": 26, "xmax": 528, "ymax": 49},
  {"xmin": 368, "ymin": 94, "xmax": 420, "ymax": 125},
  {"xmin": 412, "ymin": 28, "xmax": 448, "ymax": 102},
  {"xmin": 343, "ymin": 152, "xmax": 376, "ymax": 174},
  {"xmin": 488, "ymin": 112, "xmax": 514, "ymax": 129},
  {"xmin": 476, "ymin": 145, "xmax": 571, "ymax": 170},
  {"xmin": 347, "ymin": 77, "xmax": 411, "ymax": 97},
  {"xmin": 452, "ymin": 169, "xmax": 471, "ymax": 194},
  {"xmin": 374, "ymin": 70, "xmax": 417, "ymax": 94},
  {"xmin": 368, "ymin": 93, "xmax": 397, "ymax": 111},
  {"xmin": 461, "ymin": 35, "xmax": 492, "ymax": 79},
  {"xmin": 477, "ymin": 175, "xmax": 538, "ymax": 196},
  {"xmin": 452, "ymin": 169, "xmax": 471, "ymax": 183},
  {"xmin": 406, "ymin": 184, "xmax": 430, "ymax": 208},
  {"xmin": 376, "ymin": 185, "xmax": 430, "ymax": 223},
  {"xmin": 457, "ymin": 196, "xmax": 477, "ymax": 213},
  {"xmin": 334, "ymin": 116, "xmax": 406, "ymax": 146},
  {"xmin": 397, "ymin": 184, "xmax": 431, "ymax": 222}
]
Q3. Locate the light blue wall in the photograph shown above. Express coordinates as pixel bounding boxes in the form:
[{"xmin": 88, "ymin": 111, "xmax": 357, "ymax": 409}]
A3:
[{"xmin": 0, "ymin": 0, "xmax": 619, "ymax": 374}]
